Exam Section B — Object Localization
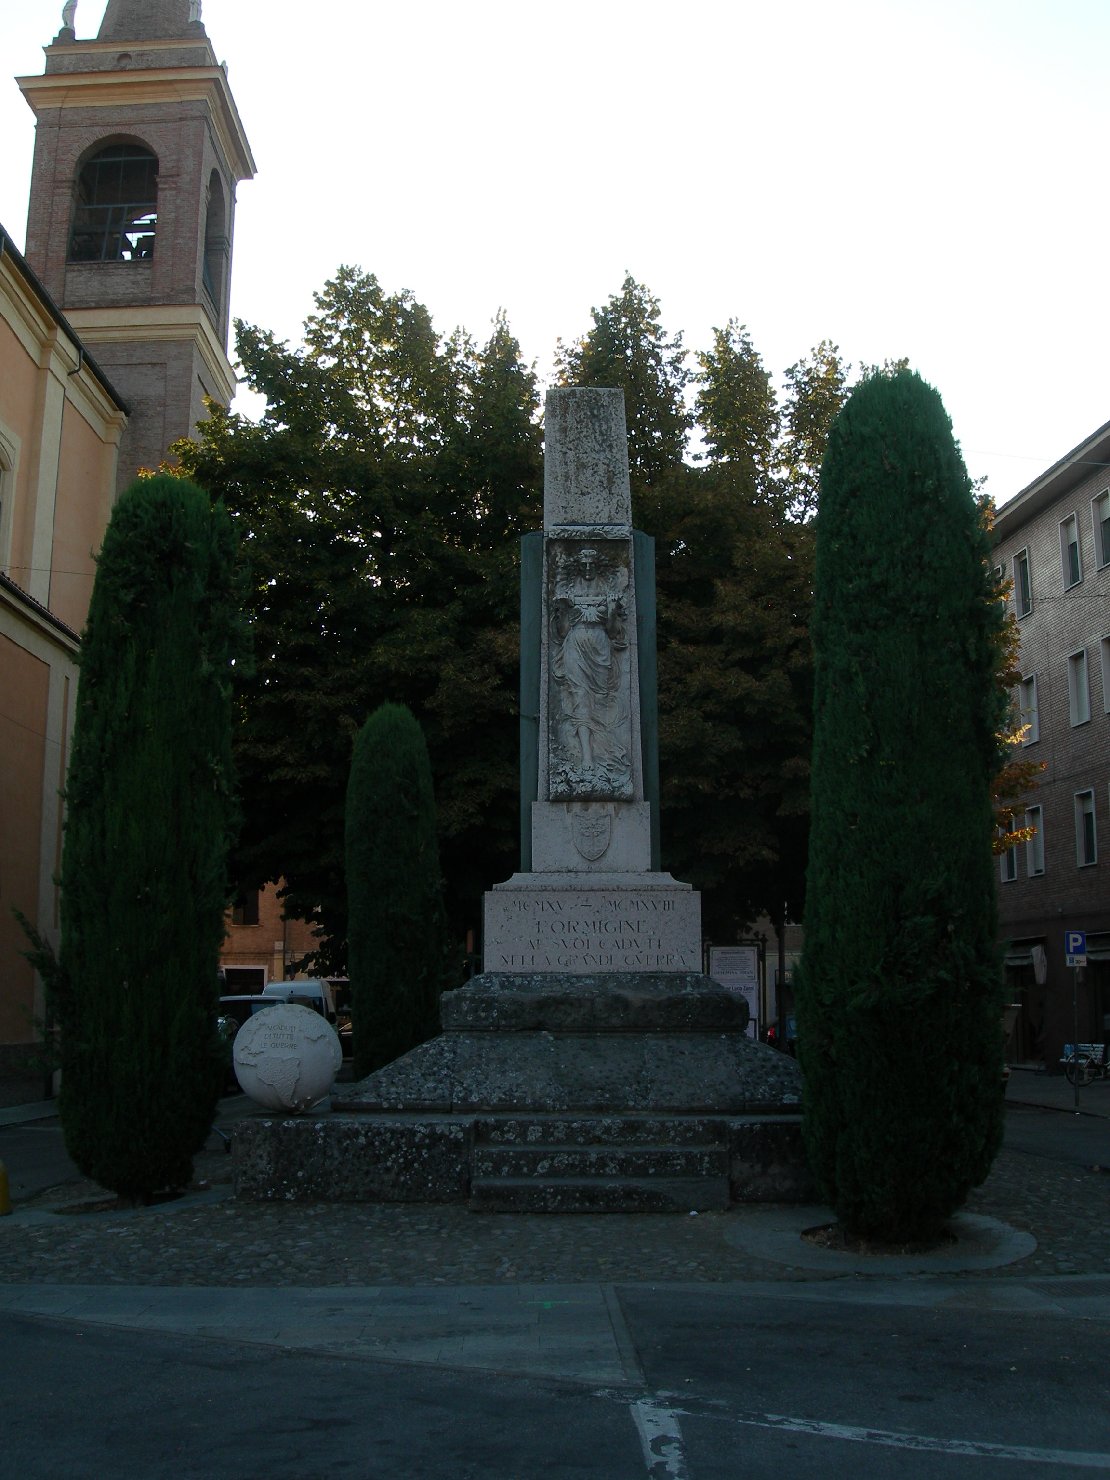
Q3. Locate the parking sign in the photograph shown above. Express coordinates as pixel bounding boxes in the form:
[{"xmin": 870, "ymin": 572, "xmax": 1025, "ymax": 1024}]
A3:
[{"xmin": 1065, "ymin": 930, "xmax": 1087, "ymax": 967}]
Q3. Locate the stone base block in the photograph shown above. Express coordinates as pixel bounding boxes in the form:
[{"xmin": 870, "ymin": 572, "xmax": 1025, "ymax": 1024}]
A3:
[
  {"xmin": 234, "ymin": 1115, "xmax": 471, "ymax": 1203},
  {"xmin": 233, "ymin": 1110, "xmax": 812, "ymax": 1208}
]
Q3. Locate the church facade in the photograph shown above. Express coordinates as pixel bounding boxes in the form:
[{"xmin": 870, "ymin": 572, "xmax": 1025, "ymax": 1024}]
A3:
[{"xmin": 0, "ymin": 0, "xmax": 252, "ymax": 1089}]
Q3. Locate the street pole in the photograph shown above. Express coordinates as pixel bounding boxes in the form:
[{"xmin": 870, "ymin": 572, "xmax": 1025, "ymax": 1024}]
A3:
[{"xmin": 1072, "ymin": 965, "xmax": 1085, "ymax": 1113}]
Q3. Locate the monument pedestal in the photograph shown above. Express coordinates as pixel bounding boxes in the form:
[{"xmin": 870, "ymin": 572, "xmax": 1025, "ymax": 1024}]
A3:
[{"xmin": 233, "ymin": 973, "xmax": 811, "ymax": 1210}]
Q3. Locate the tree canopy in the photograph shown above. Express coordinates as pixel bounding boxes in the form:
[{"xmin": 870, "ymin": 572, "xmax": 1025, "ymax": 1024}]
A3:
[
  {"xmin": 177, "ymin": 274, "xmax": 542, "ymax": 970},
  {"xmin": 182, "ymin": 269, "xmax": 1008, "ymax": 967}
]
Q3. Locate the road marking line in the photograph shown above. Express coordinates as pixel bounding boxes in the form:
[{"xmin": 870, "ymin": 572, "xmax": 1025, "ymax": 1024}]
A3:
[
  {"xmin": 726, "ymin": 1410, "xmax": 1110, "ymax": 1468},
  {"xmin": 630, "ymin": 1398, "xmax": 690, "ymax": 1479}
]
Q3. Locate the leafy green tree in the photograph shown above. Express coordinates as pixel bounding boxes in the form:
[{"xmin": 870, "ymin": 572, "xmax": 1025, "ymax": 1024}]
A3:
[
  {"xmin": 695, "ymin": 319, "xmax": 781, "ymax": 507},
  {"xmin": 555, "ymin": 274, "xmax": 691, "ymax": 486},
  {"xmin": 345, "ymin": 703, "xmax": 450, "ymax": 1075},
  {"xmin": 175, "ymin": 274, "xmax": 542, "ymax": 967},
  {"xmin": 57, "ymin": 475, "xmax": 241, "ymax": 1201},
  {"xmin": 796, "ymin": 370, "xmax": 1007, "ymax": 1243},
  {"xmin": 650, "ymin": 459, "xmax": 814, "ymax": 938},
  {"xmin": 779, "ymin": 340, "xmax": 851, "ymax": 522}
]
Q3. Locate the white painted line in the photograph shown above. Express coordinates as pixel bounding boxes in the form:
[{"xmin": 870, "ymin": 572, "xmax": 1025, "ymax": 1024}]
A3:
[
  {"xmin": 727, "ymin": 1410, "xmax": 1110, "ymax": 1469},
  {"xmin": 630, "ymin": 1398, "xmax": 690, "ymax": 1479}
]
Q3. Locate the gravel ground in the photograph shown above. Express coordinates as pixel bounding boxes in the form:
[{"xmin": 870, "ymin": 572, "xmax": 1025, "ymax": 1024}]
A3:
[{"xmin": 2, "ymin": 1137, "xmax": 1108, "ymax": 1288}]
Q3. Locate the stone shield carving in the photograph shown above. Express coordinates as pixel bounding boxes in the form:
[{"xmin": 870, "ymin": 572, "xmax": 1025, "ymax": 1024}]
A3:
[{"xmin": 570, "ymin": 804, "xmax": 612, "ymax": 861}]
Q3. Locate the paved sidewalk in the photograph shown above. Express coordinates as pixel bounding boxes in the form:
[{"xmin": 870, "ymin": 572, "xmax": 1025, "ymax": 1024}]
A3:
[
  {"xmin": 1006, "ymin": 1066, "xmax": 1110, "ymax": 1117},
  {"xmin": 1, "ymin": 1087, "xmax": 1107, "ymax": 1291}
]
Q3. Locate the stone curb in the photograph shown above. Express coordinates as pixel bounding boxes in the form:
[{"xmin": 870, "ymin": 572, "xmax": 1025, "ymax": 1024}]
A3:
[{"xmin": 723, "ymin": 1204, "xmax": 1037, "ymax": 1275}]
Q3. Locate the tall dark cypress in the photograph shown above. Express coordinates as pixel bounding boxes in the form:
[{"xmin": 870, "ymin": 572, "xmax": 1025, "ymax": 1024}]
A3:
[
  {"xmin": 796, "ymin": 371, "xmax": 1007, "ymax": 1242},
  {"xmin": 58, "ymin": 475, "xmax": 241, "ymax": 1201},
  {"xmin": 345, "ymin": 703, "xmax": 450, "ymax": 1078}
]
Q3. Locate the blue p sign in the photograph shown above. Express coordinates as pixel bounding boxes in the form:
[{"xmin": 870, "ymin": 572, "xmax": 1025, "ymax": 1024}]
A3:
[{"xmin": 1065, "ymin": 931, "xmax": 1087, "ymax": 966}]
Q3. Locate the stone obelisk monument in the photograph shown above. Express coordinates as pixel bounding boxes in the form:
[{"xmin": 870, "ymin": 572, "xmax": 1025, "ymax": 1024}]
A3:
[
  {"xmin": 484, "ymin": 387, "xmax": 701, "ymax": 973},
  {"xmin": 234, "ymin": 389, "xmax": 808, "ymax": 1210}
]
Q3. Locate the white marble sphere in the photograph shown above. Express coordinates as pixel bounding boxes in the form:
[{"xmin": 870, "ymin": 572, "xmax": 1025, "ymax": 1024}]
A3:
[{"xmin": 233, "ymin": 1003, "xmax": 342, "ymax": 1112}]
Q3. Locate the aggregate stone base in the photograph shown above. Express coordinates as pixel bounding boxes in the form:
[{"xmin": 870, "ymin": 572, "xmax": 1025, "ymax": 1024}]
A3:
[
  {"xmin": 233, "ymin": 973, "xmax": 812, "ymax": 1210},
  {"xmin": 232, "ymin": 1112, "xmax": 814, "ymax": 1207}
]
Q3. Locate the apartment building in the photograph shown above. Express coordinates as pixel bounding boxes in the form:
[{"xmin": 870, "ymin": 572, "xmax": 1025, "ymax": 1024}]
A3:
[{"xmin": 991, "ymin": 420, "xmax": 1110, "ymax": 1068}]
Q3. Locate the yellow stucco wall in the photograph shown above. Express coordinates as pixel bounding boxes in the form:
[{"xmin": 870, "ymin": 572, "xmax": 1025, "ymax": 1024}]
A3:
[
  {"xmin": 0, "ymin": 241, "xmax": 122, "ymax": 1055},
  {"xmin": 0, "ymin": 631, "xmax": 49, "ymax": 1044},
  {"xmin": 51, "ymin": 399, "xmax": 117, "ymax": 632}
]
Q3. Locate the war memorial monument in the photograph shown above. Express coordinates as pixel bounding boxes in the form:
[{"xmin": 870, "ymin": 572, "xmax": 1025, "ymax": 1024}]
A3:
[{"xmin": 236, "ymin": 389, "xmax": 808, "ymax": 1209}]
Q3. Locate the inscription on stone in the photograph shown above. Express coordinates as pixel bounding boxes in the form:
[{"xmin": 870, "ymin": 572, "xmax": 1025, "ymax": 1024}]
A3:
[{"xmin": 484, "ymin": 890, "xmax": 701, "ymax": 974}]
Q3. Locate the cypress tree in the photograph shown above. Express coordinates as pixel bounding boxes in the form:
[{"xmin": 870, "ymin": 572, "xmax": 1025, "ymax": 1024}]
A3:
[
  {"xmin": 796, "ymin": 370, "xmax": 1007, "ymax": 1243},
  {"xmin": 58, "ymin": 475, "xmax": 241, "ymax": 1201},
  {"xmin": 345, "ymin": 703, "xmax": 450, "ymax": 1077}
]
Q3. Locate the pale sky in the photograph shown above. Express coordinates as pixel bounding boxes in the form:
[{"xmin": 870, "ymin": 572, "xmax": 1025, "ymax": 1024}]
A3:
[{"xmin": 2, "ymin": 0, "xmax": 1107, "ymax": 506}]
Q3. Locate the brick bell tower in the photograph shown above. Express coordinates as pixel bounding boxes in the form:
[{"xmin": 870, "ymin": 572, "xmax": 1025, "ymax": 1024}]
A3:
[{"xmin": 18, "ymin": 0, "xmax": 255, "ymax": 490}]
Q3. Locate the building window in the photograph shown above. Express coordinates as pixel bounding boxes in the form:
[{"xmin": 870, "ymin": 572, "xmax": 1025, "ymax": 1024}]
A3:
[
  {"xmin": 1000, "ymin": 842, "xmax": 1017, "ymax": 883},
  {"xmin": 1093, "ymin": 490, "xmax": 1110, "ymax": 570},
  {"xmin": 0, "ymin": 424, "xmax": 17, "ymax": 573},
  {"xmin": 231, "ymin": 889, "xmax": 260, "ymax": 927},
  {"xmin": 1025, "ymin": 805, "xmax": 1044, "ymax": 876},
  {"xmin": 1060, "ymin": 514, "xmax": 1082, "ymax": 588},
  {"xmin": 1018, "ymin": 674, "xmax": 1039, "ymax": 744},
  {"xmin": 1068, "ymin": 649, "xmax": 1091, "ymax": 726},
  {"xmin": 1075, "ymin": 790, "xmax": 1097, "ymax": 867},
  {"xmin": 1013, "ymin": 548, "xmax": 1032, "ymax": 617},
  {"xmin": 68, "ymin": 144, "xmax": 158, "ymax": 263},
  {"xmin": 202, "ymin": 170, "xmax": 228, "ymax": 314},
  {"xmin": 1102, "ymin": 636, "xmax": 1110, "ymax": 715}
]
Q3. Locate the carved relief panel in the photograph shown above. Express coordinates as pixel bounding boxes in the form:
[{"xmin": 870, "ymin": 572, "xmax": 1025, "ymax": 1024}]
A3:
[{"xmin": 546, "ymin": 538, "xmax": 633, "ymax": 801}]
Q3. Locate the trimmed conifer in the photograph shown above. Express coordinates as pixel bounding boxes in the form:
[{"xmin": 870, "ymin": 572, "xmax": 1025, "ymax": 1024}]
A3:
[
  {"xmin": 796, "ymin": 370, "xmax": 1007, "ymax": 1243},
  {"xmin": 345, "ymin": 703, "xmax": 450, "ymax": 1078},
  {"xmin": 58, "ymin": 474, "xmax": 241, "ymax": 1201}
]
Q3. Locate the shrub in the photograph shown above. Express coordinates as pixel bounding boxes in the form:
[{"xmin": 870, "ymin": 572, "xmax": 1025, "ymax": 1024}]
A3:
[
  {"xmin": 58, "ymin": 475, "xmax": 241, "ymax": 1200},
  {"xmin": 345, "ymin": 703, "xmax": 450, "ymax": 1077},
  {"xmin": 796, "ymin": 370, "xmax": 1007, "ymax": 1242}
]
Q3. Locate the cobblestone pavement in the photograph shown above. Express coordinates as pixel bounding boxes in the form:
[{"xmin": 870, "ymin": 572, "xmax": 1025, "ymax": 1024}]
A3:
[{"xmin": 2, "ymin": 1132, "xmax": 1108, "ymax": 1288}]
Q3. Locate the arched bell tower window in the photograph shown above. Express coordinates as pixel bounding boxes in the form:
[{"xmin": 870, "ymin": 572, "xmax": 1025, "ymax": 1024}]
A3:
[
  {"xmin": 68, "ymin": 144, "xmax": 158, "ymax": 263},
  {"xmin": 202, "ymin": 171, "xmax": 228, "ymax": 314}
]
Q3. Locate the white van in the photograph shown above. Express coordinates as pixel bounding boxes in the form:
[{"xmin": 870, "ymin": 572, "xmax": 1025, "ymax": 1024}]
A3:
[{"xmin": 261, "ymin": 978, "xmax": 336, "ymax": 1022}]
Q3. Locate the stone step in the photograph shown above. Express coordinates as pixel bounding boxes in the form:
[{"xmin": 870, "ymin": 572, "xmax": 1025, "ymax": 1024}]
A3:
[
  {"xmin": 472, "ymin": 1115, "xmax": 726, "ymax": 1148},
  {"xmin": 469, "ymin": 1176, "xmax": 731, "ymax": 1214},
  {"xmin": 471, "ymin": 1143, "xmax": 728, "ymax": 1181}
]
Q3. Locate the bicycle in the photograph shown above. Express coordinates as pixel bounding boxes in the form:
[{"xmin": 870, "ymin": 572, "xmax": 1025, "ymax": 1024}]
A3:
[{"xmin": 1062, "ymin": 1043, "xmax": 1109, "ymax": 1087}]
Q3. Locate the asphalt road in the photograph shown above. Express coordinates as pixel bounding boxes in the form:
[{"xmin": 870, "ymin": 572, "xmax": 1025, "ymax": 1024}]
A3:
[
  {"xmin": 2, "ymin": 1285, "xmax": 1108, "ymax": 1479},
  {"xmin": 1003, "ymin": 1104, "xmax": 1110, "ymax": 1168},
  {"xmin": 2, "ymin": 1103, "xmax": 1110, "ymax": 1477}
]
